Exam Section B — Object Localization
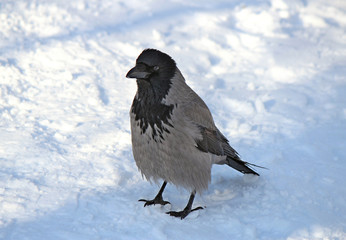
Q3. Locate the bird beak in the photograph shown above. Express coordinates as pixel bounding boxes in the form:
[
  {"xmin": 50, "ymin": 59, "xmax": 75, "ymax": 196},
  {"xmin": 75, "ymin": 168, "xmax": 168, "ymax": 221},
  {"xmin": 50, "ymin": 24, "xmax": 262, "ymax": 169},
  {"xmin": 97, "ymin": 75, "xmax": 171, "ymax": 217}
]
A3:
[{"xmin": 126, "ymin": 63, "xmax": 151, "ymax": 79}]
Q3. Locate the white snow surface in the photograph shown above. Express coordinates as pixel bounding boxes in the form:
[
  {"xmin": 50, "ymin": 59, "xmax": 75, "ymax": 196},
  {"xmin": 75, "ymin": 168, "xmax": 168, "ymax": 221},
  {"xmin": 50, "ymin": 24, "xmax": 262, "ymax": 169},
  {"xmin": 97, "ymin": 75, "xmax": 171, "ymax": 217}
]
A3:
[{"xmin": 1, "ymin": 0, "xmax": 346, "ymax": 239}]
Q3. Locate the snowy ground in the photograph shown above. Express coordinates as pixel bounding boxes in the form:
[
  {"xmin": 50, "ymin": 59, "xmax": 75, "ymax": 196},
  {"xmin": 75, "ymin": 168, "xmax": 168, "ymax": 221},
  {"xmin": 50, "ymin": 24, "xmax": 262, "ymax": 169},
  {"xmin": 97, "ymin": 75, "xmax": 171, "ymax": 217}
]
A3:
[{"xmin": 1, "ymin": 0, "xmax": 346, "ymax": 239}]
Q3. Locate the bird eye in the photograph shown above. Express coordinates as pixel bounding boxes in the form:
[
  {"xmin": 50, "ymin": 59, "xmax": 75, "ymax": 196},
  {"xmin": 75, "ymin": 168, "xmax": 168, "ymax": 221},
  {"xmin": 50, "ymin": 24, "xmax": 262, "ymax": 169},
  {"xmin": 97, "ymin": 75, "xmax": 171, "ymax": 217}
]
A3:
[{"xmin": 153, "ymin": 66, "xmax": 160, "ymax": 71}]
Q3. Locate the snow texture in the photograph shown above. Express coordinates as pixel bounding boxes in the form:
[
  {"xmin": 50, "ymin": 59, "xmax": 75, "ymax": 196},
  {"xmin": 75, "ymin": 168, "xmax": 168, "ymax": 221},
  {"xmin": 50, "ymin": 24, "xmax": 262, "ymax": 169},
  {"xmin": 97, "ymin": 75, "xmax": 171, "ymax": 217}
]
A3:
[{"xmin": 1, "ymin": 0, "xmax": 346, "ymax": 239}]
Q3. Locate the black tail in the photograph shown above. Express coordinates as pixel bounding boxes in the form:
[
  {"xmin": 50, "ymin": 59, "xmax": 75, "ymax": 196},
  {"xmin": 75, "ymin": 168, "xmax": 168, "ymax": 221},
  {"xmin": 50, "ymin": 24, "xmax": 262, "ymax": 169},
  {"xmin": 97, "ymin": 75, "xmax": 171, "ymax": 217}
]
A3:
[{"xmin": 226, "ymin": 156, "xmax": 263, "ymax": 176}]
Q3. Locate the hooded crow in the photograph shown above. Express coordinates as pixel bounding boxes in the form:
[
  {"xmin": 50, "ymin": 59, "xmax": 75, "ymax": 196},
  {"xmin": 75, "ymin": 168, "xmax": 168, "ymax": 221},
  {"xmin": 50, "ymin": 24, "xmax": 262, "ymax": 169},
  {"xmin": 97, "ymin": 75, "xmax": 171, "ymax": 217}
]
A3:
[{"xmin": 126, "ymin": 49, "xmax": 261, "ymax": 219}]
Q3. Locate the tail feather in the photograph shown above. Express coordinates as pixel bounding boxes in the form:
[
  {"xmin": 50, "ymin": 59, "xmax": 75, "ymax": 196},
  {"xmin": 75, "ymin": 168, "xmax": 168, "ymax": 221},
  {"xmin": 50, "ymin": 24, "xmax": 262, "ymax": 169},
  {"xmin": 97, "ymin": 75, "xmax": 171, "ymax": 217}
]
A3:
[{"xmin": 226, "ymin": 156, "xmax": 260, "ymax": 176}]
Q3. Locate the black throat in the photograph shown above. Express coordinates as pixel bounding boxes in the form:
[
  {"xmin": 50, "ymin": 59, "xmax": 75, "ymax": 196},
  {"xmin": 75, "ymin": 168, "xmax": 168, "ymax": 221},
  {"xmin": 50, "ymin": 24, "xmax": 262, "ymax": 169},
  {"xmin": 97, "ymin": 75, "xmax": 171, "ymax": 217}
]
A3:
[{"xmin": 131, "ymin": 75, "xmax": 175, "ymax": 139}]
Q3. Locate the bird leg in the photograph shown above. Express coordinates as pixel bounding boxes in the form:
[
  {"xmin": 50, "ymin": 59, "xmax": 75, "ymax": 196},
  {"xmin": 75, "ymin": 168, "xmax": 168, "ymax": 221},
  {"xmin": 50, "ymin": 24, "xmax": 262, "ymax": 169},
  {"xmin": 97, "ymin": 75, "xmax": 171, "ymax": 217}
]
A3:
[
  {"xmin": 139, "ymin": 181, "xmax": 170, "ymax": 207},
  {"xmin": 166, "ymin": 190, "xmax": 203, "ymax": 219}
]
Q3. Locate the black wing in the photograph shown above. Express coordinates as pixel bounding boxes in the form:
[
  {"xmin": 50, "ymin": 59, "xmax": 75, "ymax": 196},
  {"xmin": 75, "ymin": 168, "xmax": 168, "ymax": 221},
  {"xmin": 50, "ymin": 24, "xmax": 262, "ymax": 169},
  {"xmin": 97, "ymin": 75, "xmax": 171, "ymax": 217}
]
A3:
[{"xmin": 195, "ymin": 125, "xmax": 259, "ymax": 176}]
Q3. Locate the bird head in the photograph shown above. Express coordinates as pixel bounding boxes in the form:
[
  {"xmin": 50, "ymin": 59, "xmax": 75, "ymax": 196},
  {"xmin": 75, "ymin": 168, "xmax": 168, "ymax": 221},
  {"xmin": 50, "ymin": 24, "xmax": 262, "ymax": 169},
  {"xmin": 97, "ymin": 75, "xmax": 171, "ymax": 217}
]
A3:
[{"xmin": 126, "ymin": 49, "xmax": 176, "ymax": 83}]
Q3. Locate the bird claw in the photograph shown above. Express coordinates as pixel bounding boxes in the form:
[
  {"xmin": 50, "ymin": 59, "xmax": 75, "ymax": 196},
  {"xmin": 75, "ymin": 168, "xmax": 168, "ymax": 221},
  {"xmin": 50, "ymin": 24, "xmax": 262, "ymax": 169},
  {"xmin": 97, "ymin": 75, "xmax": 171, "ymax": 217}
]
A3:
[
  {"xmin": 166, "ymin": 206, "xmax": 203, "ymax": 219},
  {"xmin": 138, "ymin": 198, "xmax": 170, "ymax": 207}
]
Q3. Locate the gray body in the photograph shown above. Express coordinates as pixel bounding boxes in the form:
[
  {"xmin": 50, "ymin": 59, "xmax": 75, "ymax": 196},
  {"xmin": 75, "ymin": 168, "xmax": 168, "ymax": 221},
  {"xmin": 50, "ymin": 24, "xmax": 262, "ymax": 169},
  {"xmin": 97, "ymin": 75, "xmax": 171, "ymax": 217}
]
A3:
[
  {"xmin": 128, "ymin": 49, "xmax": 259, "ymax": 203},
  {"xmin": 131, "ymin": 69, "xmax": 225, "ymax": 193}
]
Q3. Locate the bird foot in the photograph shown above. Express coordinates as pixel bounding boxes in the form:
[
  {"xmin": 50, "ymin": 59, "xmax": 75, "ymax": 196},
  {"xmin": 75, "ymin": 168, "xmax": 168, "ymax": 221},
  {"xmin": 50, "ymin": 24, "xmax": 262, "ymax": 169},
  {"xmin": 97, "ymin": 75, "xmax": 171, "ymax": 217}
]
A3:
[
  {"xmin": 166, "ymin": 206, "xmax": 203, "ymax": 219},
  {"xmin": 138, "ymin": 197, "xmax": 170, "ymax": 207}
]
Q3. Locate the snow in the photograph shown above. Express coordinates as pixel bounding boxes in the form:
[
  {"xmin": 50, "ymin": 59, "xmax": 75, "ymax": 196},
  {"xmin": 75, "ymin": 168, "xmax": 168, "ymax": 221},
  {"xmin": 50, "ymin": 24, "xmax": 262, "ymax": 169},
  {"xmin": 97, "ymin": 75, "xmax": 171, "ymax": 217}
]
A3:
[{"xmin": 1, "ymin": 0, "xmax": 346, "ymax": 239}]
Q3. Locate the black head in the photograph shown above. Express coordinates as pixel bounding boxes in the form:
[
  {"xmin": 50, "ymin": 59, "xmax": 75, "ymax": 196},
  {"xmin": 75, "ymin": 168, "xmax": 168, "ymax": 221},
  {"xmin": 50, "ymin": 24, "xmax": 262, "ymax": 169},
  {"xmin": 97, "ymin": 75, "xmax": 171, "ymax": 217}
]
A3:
[
  {"xmin": 126, "ymin": 49, "xmax": 176, "ymax": 83},
  {"xmin": 128, "ymin": 49, "xmax": 177, "ymax": 138}
]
